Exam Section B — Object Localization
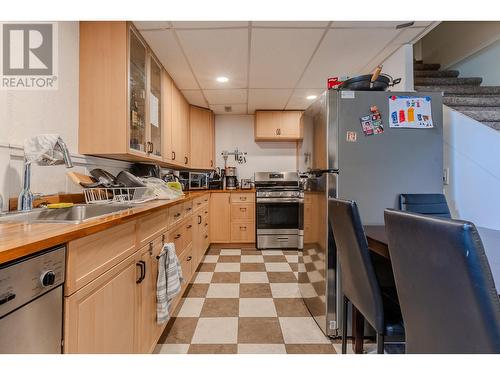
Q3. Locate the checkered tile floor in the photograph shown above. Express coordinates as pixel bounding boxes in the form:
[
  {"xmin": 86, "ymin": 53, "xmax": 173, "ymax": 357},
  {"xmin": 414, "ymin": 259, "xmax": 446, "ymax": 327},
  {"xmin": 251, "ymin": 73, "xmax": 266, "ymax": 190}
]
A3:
[{"xmin": 154, "ymin": 246, "xmax": 349, "ymax": 354}]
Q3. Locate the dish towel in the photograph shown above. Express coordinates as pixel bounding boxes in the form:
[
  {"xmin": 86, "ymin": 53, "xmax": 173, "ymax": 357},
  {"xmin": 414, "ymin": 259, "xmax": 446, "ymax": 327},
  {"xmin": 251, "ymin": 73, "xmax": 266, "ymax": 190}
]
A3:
[{"xmin": 156, "ymin": 242, "xmax": 184, "ymax": 324}]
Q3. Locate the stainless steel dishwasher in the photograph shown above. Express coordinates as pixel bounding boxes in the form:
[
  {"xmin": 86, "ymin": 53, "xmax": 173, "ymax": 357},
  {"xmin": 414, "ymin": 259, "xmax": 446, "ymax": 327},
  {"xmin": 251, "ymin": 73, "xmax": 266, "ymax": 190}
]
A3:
[{"xmin": 0, "ymin": 245, "xmax": 65, "ymax": 353}]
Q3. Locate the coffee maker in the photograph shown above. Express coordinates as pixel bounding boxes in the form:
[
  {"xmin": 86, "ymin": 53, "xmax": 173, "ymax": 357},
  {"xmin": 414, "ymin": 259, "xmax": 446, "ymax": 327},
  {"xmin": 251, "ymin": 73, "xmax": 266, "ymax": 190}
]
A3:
[{"xmin": 225, "ymin": 167, "xmax": 238, "ymax": 190}]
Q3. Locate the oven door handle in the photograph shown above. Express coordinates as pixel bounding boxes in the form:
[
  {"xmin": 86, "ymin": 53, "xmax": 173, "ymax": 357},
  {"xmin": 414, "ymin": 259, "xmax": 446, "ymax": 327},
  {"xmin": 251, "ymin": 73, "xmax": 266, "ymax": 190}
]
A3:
[{"xmin": 256, "ymin": 198, "xmax": 303, "ymax": 203}]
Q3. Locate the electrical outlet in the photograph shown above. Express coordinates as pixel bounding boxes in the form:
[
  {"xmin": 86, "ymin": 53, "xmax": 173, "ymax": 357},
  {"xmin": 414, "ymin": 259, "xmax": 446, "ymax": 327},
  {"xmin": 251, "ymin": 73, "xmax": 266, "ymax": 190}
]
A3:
[{"xmin": 443, "ymin": 168, "xmax": 450, "ymax": 185}]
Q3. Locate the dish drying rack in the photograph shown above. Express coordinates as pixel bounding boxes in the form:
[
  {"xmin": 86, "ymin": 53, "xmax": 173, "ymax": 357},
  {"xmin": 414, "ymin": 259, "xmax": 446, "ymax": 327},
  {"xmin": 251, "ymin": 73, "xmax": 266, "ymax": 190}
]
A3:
[{"xmin": 82, "ymin": 187, "xmax": 154, "ymax": 204}]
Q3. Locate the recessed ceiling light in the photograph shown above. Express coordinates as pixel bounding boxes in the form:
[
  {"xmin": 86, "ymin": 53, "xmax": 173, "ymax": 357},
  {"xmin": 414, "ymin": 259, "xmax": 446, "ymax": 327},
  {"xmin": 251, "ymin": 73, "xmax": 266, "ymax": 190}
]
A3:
[
  {"xmin": 306, "ymin": 95, "xmax": 317, "ymax": 100},
  {"xmin": 216, "ymin": 76, "xmax": 229, "ymax": 83}
]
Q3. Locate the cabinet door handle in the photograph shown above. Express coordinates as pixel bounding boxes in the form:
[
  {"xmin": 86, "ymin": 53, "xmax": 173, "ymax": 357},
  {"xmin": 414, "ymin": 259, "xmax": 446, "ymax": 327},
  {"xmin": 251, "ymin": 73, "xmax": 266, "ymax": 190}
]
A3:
[
  {"xmin": 161, "ymin": 234, "xmax": 165, "ymax": 244},
  {"xmin": 149, "ymin": 142, "xmax": 154, "ymax": 153},
  {"xmin": 276, "ymin": 128, "xmax": 279, "ymax": 135},
  {"xmin": 136, "ymin": 261, "xmax": 146, "ymax": 284},
  {"xmin": 184, "ymin": 156, "xmax": 188, "ymax": 165},
  {"xmin": 205, "ymin": 223, "xmax": 208, "ymax": 227},
  {"xmin": 198, "ymin": 215, "xmax": 202, "ymax": 224},
  {"xmin": 204, "ymin": 234, "xmax": 208, "ymax": 239},
  {"xmin": 186, "ymin": 256, "xmax": 192, "ymax": 261},
  {"xmin": 171, "ymin": 151, "xmax": 176, "ymax": 160},
  {"xmin": 174, "ymin": 234, "xmax": 182, "ymax": 239},
  {"xmin": 210, "ymin": 160, "xmax": 213, "ymax": 167}
]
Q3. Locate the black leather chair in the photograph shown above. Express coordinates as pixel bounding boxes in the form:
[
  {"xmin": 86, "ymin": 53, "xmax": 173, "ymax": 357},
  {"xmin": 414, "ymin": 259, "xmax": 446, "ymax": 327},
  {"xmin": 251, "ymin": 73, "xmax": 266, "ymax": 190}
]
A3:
[
  {"xmin": 399, "ymin": 193, "xmax": 451, "ymax": 218},
  {"xmin": 329, "ymin": 198, "xmax": 404, "ymax": 354},
  {"xmin": 384, "ymin": 209, "xmax": 500, "ymax": 353}
]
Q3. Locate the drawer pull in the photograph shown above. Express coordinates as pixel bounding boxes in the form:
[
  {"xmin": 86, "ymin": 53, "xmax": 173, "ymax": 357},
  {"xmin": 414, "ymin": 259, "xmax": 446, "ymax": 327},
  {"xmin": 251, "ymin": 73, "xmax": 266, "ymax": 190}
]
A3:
[
  {"xmin": 240, "ymin": 226, "xmax": 247, "ymax": 231},
  {"xmin": 204, "ymin": 234, "xmax": 208, "ymax": 239},
  {"xmin": 174, "ymin": 234, "xmax": 182, "ymax": 239},
  {"xmin": 240, "ymin": 197, "xmax": 247, "ymax": 201},
  {"xmin": 205, "ymin": 223, "xmax": 208, "ymax": 227},
  {"xmin": 187, "ymin": 224, "xmax": 192, "ymax": 229},
  {"xmin": 198, "ymin": 215, "xmax": 202, "ymax": 224},
  {"xmin": 161, "ymin": 234, "xmax": 165, "ymax": 243},
  {"xmin": 204, "ymin": 211, "xmax": 208, "ymax": 214},
  {"xmin": 186, "ymin": 207, "xmax": 192, "ymax": 212},
  {"xmin": 239, "ymin": 207, "xmax": 247, "ymax": 212},
  {"xmin": 186, "ymin": 256, "xmax": 192, "ymax": 261},
  {"xmin": 174, "ymin": 212, "xmax": 181, "ymax": 218},
  {"xmin": 197, "ymin": 202, "xmax": 202, "ymax": 206}
]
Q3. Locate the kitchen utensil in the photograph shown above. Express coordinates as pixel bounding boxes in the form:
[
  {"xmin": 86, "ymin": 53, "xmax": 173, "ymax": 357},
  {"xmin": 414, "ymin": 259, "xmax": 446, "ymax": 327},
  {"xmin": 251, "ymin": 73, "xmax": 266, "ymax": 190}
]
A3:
[
  {"xmin": 240, "ymin": 179, "xmax": 252, "ymax": 190},
  {"xmin": 339, "ymin": 72, "xmax": 401, "ymax": 91},
  {"xmin": 89, "ymin": 169, "xmax": 122, "ymax": 188},
  {"xmin": 116, "ymin": 171, "xmax": 147, "ymax": 188},
  {"xmin": 129, "ymin": 163, "xmax": 160, "ymax": 178},
  {"xmin": 67, "ymin": 171, "xmax": 100, "ymax": 188},
  {"xmin": 370, "ymin": 65, "xmax": 383, "ymax": 89}
]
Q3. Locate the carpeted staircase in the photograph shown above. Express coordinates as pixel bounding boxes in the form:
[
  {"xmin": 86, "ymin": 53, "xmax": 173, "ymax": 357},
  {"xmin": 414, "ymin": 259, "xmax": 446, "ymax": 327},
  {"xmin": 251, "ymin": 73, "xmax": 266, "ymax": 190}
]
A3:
[{"xmin": 414, "ymin": 61, "xmax": 500, "ymax": 130}]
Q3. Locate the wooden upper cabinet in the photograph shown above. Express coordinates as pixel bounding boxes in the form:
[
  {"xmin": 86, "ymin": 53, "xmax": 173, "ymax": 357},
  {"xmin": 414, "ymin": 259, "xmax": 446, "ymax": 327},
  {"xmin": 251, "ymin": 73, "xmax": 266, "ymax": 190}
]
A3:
[
  {"xmin": 255, "ymin": 110, "xmax": 304, "ymax": 141},
  {"xmin": 190, "ymin": 106, "xmax": 214, "ymax": 169},
  {"xmin": 170, "ymin": 85, "xmax": 191, "ymax": 167}
]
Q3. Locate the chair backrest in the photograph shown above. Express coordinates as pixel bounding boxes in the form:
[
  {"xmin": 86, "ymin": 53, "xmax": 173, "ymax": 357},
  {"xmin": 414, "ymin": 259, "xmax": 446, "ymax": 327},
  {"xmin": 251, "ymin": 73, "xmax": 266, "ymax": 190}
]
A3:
[
  {"xmin": 399, "ymin": 193, "xmax": 451, "ymax": 218},
  {"xmin": 384, "ymin": 209, "xmax": 500, "ymax": 354},
  {"xmin": 329, "ymin": 198, "xmax": 384, "ymax": 332}
]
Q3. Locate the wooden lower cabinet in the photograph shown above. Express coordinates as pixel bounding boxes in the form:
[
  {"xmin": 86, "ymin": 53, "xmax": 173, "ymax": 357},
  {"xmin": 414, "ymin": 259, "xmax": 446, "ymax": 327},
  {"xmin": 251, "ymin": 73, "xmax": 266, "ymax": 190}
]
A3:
[
  {"xmin": 64, "ymin": 252, "xmax": 139, "ymax": 354},
  {"xmin": 210, "ymin": 192, "xmax": 255, "ymax": 244},
  {"xmin": 136, "ymin": 236, "xmax": 166, "ymax": 354},
  {"xmin": 63, "ymin": 196, "xmax": 210, "ymax": 354},
  {"xmin": 209, "ymin": 193, "xmax": 231, "ymax": 242}
]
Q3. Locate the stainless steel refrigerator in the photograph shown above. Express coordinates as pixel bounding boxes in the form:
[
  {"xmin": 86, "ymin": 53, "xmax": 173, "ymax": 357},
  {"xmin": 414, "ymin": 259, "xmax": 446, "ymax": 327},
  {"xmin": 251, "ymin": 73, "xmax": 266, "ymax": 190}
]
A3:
[{"xmin": 298, "ymin": 90, "xmax": 444, "ymax": 337}]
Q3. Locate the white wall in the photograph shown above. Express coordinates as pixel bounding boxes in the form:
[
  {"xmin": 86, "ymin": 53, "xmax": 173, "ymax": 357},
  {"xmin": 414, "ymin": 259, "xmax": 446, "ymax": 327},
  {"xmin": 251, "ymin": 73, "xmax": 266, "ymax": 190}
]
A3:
[
  {"xmin": 451, "ymin": 40, "xmax": 500, "ymax": 86},
  {"xmin": 380, "ymin": 44, "xmax": 414, "ymax": 91},
  {"xmin": 215, "ymin": 115, "xmax": 297, "ymax": 180},
  {"xmin": 443, "ymin": 106, "xmax": 500, "ymax": 230},
  {"xmin": 0, "ymin": 22, "xmax": 130, "ymax": 210},
  {"xmin": 421, "ymin": 21, "xmax": 500, "ymax": 68}
]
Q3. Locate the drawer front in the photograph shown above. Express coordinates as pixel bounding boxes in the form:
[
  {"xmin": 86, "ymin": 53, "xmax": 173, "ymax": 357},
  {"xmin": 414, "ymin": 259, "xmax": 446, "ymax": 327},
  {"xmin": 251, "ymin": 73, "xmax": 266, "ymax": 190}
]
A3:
[
  {"xmin": 230, "ymin": 193, "xmax": 255, "ymax": 203},
  {"xmin": 167, "ymin": 223, "xmax": 185, "ymax": 255},
  {"xmin": 193, "ymin": 194, "xmax": 209, "ymax": 212},
  {"xmin": 167, "ymin": 204, "xmax": 184, "ymax": 227},
  {"xmin": 66, "ymin": 221, "xmax": 137, "ymax": 295},
  {"xmin": 231, "ymin": 203, "xmax": 255, "ymax": 222},
  {"xmin": 183, "ymin": 218, "xmax": 194, "ymax": 248},
  {"xmin": 230, "ymin": 222, "xmax": 255, "ymax": 243},
  {"xmin": 183, "ymin": 200, "xmax": 193, "ymax": 217},
  {"xmin": 137, "ymin": 210, "xmax": 168, "ymax": 247},
  {"xmin": 179, "ymin": 245, "xmax": 194, "ymax": 282}
]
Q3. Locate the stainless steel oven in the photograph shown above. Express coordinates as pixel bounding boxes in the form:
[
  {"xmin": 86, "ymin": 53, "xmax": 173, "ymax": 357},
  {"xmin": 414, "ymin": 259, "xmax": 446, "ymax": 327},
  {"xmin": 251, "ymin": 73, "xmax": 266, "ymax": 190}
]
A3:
[{"xmin": 255, "ymin": 172, "xmax": 303, "ymax": 249}]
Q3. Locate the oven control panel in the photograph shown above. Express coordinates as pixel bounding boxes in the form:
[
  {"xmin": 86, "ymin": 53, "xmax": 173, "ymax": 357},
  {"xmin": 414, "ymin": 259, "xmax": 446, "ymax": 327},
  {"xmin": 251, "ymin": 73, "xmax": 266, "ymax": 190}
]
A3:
[
  {"xmin": 256, "ymin": 190, "xmax": 304, "ymax": 198},
  {"xmin": 0, "ymin": 246, "xmax": 65, "ymax": 318}
]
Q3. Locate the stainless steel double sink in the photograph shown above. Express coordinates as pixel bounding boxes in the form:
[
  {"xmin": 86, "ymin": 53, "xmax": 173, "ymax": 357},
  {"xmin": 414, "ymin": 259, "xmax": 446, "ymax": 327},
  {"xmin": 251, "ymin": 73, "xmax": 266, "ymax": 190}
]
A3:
[{"xmin": 0, "ymin": 204, "xmax": 135, "ymax": 224}]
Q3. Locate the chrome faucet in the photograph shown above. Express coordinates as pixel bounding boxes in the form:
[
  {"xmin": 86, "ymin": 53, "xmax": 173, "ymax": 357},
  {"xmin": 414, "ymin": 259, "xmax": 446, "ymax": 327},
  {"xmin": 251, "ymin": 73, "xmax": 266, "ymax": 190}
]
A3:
[{"xmin": 18, "ymin": 136, "xmax": 74, "ymax": 211}]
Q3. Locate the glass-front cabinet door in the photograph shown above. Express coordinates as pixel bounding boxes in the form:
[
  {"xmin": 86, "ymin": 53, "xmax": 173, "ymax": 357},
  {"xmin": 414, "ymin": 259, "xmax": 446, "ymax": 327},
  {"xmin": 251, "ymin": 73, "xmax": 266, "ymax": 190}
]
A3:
[
  {"xmin": 148, "ymin": 55, "xmax": 162, "ymax": 158},
  {"xmin": 129, "ymin": 27, "xmax": 147, "ymax": 154}
]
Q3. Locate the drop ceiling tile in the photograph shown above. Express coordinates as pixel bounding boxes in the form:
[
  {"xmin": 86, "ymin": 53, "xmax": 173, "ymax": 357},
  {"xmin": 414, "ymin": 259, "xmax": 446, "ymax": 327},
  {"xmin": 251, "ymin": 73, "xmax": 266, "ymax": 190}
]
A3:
[
  {"xmin": 331, "ymin": 21, "xmax": 407, "ymax": 28},
  {"xmin": 133, "ymin": 21, "xmax": 170, "ymax": 30},
  {"xmin": 252, "ymin": 21, "xmax": 330, "ymax": 28},
  {"xmin": 249, "ymin": 28, "xmax": 324, "ymax": 88},
  {"xmin": 181, "ymin": 90, "xmax": 208, "ymax": 107},
  {"xmin": 171, "ymin": 21, "xmax": 249, "ymax": 29},
  {"xmin": 140, "ymin": 30, "xmax": 199, "ymax": 90},
  {"xmin": 247, "ymin": 89, "xmax": 293, "ymax": 113},
  {"xmin": 296, "ymin": 28, "xmax": 399, "ymax": 89},
  {"xmin": 176, "ymin": 28, "xmax": 248, "ymax": 89},
  {"xmin": 209, "ymin": 104, "xmax": 248, "ymax": 115},
  {"xmin": 286, "ymin": 88, "xmax": 325, "ymax": 110},
  {"xmin": 204, "ymin": 89, "xmax": 247, "ymax": 105}
]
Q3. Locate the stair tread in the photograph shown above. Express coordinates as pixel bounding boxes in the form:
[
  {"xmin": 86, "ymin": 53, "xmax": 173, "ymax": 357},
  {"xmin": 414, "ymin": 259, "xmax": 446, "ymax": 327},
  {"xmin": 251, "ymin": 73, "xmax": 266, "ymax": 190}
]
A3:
[
  {"xmin": 414, "ymin": 70, "xmax": 459, "ymax": 78},
  {"xmin": 416, "ymin": 85, "xmax": 500, "ymax": 95},
  {"xmin": 414, "ymin": 63, "xmax": 441, "ymax": 70},
  {"xmin": 415, "ymin": 77, "xmax": 482, "ymax": 85}
]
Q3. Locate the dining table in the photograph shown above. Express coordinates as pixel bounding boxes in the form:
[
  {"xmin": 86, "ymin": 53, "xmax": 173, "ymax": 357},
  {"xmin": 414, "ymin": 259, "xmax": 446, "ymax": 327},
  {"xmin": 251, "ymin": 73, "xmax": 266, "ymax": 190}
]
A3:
[{"xmin": 350, "ymin": 224, "xmax": 500, "ymax": 354}]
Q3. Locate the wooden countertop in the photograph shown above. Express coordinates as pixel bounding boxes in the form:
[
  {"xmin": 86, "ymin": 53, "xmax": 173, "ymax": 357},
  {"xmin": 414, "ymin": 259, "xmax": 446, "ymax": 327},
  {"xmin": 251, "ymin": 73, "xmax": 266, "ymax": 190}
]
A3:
[
  {"xmin": 205, "ymin": 188, "xmax": 256, "ymax": 193},
  {"xmin": 0, "ymin": 191, "xmax": 211, "ymax": 265}
]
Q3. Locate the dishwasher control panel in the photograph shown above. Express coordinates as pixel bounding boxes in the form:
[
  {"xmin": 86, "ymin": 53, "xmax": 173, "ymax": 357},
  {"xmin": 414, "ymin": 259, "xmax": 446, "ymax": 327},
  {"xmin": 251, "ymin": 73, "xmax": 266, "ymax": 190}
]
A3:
[{"xmin": 0, "ymin": 246, "xmax": 65, "ymax": 318}]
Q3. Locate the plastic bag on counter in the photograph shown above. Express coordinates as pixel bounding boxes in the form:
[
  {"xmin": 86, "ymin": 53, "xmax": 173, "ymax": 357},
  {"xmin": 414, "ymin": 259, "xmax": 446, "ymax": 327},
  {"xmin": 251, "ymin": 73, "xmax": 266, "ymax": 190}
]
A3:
[{"xmin": 141, "ymin": 177, "xmax": 185, "ymax": 200}]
